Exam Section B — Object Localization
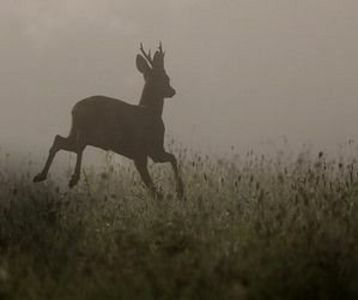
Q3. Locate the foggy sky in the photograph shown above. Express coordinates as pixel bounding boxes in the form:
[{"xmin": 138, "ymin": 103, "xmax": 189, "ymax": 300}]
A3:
[{"xmin": 1, "ymin": 0, "xmax": 358, "ymax": 159}]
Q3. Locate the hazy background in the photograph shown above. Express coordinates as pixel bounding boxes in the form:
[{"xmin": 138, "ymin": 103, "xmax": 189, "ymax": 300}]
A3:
[{"xmin": 1, "ymin": 0, "xmax": 358, "ymax": 164}]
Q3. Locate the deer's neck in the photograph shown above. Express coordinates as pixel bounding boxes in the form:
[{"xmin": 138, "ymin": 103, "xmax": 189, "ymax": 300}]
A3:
[{"xmin": 139, "ymin": 85, "xmax": 164, "ymax": 116}]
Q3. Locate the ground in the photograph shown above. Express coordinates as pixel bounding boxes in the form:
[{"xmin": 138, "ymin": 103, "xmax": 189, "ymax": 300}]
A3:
[{"xmin": 0, "ymin": 145, "xmax": 358, "ymax": 299}]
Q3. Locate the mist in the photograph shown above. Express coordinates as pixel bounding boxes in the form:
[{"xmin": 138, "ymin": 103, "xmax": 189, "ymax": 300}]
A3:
[{"xmin": 1, "ymin": 0, "xmax": 358, "ymax": 161}]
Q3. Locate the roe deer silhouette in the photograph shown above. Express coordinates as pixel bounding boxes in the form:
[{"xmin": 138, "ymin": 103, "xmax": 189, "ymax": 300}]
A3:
[{"xmin": 33, "ymin": 42, "xmax": 184, "ymax": 198}]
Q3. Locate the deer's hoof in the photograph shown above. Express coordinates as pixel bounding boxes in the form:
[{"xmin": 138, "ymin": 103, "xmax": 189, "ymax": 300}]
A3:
[
  {"xmin": 68, "ymin": 176, "xmax": 79, "ymax": 189},
  {"xmin": 151, "ymin": 189, "xmax": 163, "ymax": 200},
  {"xmin": 177, "ymin": 191, "xmax": 185, "ymax": 200},
  {"xmin": 33, "ymin": 173, "xmax": 47, "ymax": 183},
  {"xmin": 177, "ymin": 183, "xmax": 185, "ymax": 199},
  {"xmin": 152, "ymin": 191, "xmax": 163, "ymax": 200}
]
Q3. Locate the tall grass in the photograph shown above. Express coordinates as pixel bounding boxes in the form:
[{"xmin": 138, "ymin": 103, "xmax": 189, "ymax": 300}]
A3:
[{"xmin": 0, "ymin": 146, "xmax": 358, "ymax": 299}]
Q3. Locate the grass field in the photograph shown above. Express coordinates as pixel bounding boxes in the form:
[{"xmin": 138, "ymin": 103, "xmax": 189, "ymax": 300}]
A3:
[{"xmin": 1, "ymin": 145, "xmax": 358, "ymax": 299}]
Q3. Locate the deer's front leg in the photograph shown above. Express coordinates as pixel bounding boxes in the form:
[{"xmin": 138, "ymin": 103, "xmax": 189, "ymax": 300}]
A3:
[
  {"xmin": 150, "ymin": 151, "xmax": 184, "ymax": 199},
  {"xmin": 134, "ymin": 157, "xmax": 162, "ymax": 199}
]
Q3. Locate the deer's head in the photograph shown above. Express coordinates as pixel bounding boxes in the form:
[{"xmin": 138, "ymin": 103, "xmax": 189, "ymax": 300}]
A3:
[{"xmin": 136, "ymin": 42, "xmax": 176, "ymax": 99}]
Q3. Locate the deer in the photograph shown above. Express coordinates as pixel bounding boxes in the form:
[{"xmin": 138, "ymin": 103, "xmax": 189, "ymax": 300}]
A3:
[{"xmin": 33, "ymin": 42, "xmax": 184, "ymax": 199}]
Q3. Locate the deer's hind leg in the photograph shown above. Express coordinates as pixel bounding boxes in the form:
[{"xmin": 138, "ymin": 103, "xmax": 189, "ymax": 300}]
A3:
[
  {"xmin": 33, "ymin": 134, "xmax": 75, "ymax": 183},
  {"xmin": 33, "ymin": 131, "xmax": 86, "ymax": 188},
  {"xmin": 68, "ymin": 138, "xmax": 86, "ymax": 188}
]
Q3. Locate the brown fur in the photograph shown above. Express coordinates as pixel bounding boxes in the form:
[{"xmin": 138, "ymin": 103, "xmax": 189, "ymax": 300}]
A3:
[{"xmin": 33, "ymin": 43, "xmax": 184, "ymax": 198}]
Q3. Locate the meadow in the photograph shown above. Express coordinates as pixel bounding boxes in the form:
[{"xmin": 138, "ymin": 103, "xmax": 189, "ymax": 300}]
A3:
[{"xmin": 0, "ymin": 144, "xmax": 358, "ymax": 300}]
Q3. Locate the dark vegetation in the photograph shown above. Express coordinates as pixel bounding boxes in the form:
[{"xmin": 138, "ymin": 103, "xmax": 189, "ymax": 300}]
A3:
[{"xmin": 1, "ymin": 145, "xmax": 358, "ymax": 299}]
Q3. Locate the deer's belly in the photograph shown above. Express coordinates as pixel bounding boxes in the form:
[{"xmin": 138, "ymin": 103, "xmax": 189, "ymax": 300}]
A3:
[{"xmin": 85, "ymin": 128, "xmax": 157, "ymax": 159}]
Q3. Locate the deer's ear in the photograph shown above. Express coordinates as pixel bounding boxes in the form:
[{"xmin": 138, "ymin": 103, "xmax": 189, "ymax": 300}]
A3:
[{"xmin": 136, "ymin": 55, "xmax": 151, "ymax": 74}]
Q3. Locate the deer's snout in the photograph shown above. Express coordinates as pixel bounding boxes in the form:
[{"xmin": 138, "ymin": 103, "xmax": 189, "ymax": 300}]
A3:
[{"xmin": 168, "ymin": 88, "xmax": 176, "ymax": 98}]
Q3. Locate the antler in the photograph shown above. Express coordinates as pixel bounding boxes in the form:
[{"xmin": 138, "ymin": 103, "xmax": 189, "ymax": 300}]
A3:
[
  {"xmin": 158, "ymin": 41, "xmax": 163, "ymax": 54},
  {"xmin": 140, "ymin": 43, "xmax": 154, "ymax": 66}
]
